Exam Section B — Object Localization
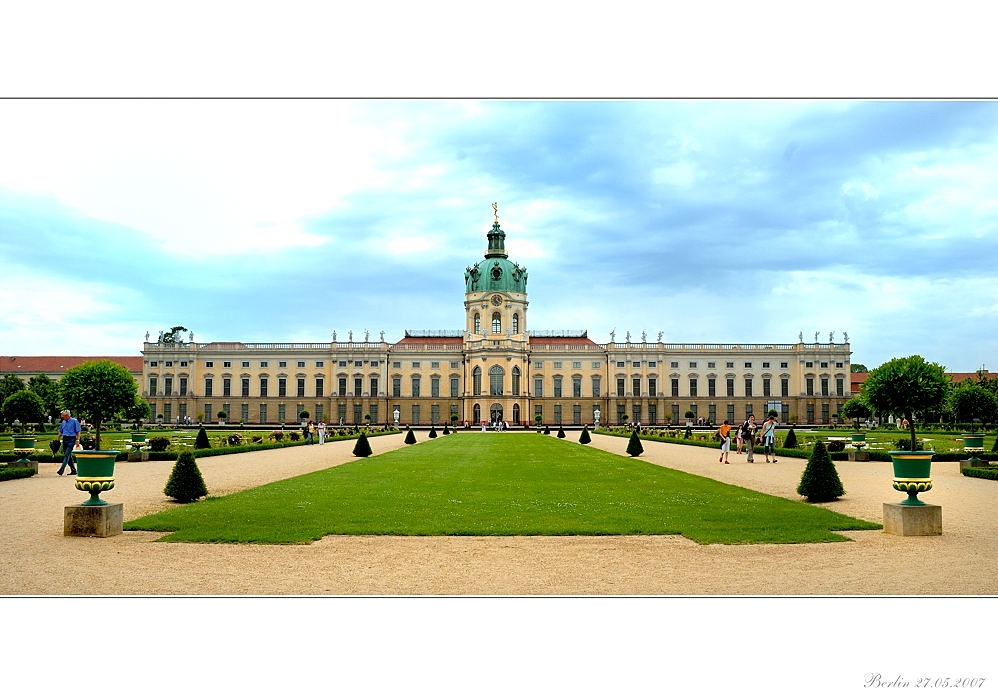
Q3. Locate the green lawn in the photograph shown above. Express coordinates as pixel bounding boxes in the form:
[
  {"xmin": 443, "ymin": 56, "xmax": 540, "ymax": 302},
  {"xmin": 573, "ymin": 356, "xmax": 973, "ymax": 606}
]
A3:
[{"xmin": 124, "ymin": 433, "xmax": 879, "ymax": 544}]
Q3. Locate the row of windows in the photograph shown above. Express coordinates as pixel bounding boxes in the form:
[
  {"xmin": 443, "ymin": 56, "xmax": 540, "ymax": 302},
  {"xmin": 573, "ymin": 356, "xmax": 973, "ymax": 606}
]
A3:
[
  {"xmin": 148, "ymin": 376, "xmax": 381, "ymax": 398},
  {"xmin": 390, "ymin": 361, "xmax": 462, "ymax": 369},
  {"xmin": 148, "ymin": 359, "xmax": 381, "ymax": 369},
  {"xmin": 471, "ymin": 312, "xmax": 520, "ymax": 334}
]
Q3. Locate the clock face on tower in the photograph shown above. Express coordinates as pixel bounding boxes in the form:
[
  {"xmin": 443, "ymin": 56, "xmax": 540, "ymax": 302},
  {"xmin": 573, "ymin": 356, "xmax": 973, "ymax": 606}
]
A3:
[{"xmin": 491, "ymin": 294, "xmax": 503, "ymax": 306}]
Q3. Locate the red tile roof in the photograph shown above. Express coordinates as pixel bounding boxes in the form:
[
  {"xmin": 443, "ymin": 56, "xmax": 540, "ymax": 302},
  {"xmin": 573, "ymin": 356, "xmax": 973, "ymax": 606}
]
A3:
[
  {"xmin": 0, "ymin": 356, "xmax": 143, "ymax": 373},
  {"xmin": 852, "ymin": 370, "xmax": 988, "ymax": 394}
]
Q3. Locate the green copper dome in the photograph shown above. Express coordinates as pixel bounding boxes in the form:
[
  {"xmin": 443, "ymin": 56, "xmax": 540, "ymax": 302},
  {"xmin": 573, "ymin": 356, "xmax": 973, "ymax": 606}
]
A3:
[{"xmin": 464, "ymin": 222, "xmax": 528, "ymax": 293}]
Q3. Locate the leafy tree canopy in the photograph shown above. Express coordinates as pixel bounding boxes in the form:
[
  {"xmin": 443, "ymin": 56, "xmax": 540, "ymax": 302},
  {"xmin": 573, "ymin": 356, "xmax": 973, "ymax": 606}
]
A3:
[
  {"xmin": 949, "ymin": 385, "xmax": 998, "ymax": 428},
  {"xmin": 28, "ymin": 373, "xmax": 61, "ymax": 420},
  {"xmin": 841, "ymin": 397, "xmax": 872, "ymax": 423},
  {"xmin": 0, "ymin": 374, "xmax": 25, "ymax": 406},
  {"xmin": 850, "ymin": 364, "xmax": 868, "ymax": 373},
  {"xmin": 863, "ymin": 355, "xmax": 949, "ymax": 451},
  {"xmin": 2, "ymin": 389, "xmax": 45, "ymax": 424},
  {"xmin": 161, "ymin": 326, "xmax": 189, "ymax": 343},
  {"xmin": 59, "ymin": 360, "xmax": 138, "ymax": 449}
]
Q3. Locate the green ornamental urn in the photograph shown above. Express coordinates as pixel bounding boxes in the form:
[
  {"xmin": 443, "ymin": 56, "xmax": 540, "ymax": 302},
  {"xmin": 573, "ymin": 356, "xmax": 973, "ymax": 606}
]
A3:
[
  {"xmin": 11, "ymin": 434, "xmax": 37, "ymax": 465},
  {"xmin": 74, "ymin": 450, "xmax": 120, "ymax": 506},
  {"xmin": 961, "ymin": 434, "xmax": 985, "ymax": 465},
  {"xmin": 131, "ymin": 431, "xmax": 147, "ymax": 445},
  {"xmin": 889, "ymin": 450, "xmax": 933, "ymax": 506},
  {"xmin": 850, "ymin": 432, "xmax": 866, "ymax": 447}
]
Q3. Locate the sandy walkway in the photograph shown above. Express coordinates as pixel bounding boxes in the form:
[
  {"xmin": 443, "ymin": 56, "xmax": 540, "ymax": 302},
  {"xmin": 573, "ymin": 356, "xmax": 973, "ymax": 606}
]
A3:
[{"xmin": 1, "ymin": 432, "xmax": 996, "ymax": 595}]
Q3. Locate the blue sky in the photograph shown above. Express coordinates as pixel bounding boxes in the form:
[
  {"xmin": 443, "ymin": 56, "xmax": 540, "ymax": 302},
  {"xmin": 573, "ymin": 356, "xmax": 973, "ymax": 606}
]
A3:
[{"xmin": 2, "ymin": 99, "xmax": 996, "ymax": 371}]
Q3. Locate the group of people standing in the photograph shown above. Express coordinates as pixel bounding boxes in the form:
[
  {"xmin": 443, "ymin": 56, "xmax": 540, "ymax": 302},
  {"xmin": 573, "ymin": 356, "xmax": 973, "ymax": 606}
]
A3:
[
  {"xmin": 301, "ymin": 420, "xmax": 328, "ymax": 444},
  {"xmin": 716, "ymin": 414, "xmax": 779, "ymax": 465}
]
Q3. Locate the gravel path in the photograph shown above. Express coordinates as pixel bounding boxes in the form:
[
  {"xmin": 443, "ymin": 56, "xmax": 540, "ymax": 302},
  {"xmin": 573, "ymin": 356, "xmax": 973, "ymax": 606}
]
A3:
[{"xmin": 2, "ymin": 433, "xmax": 995, "ymax": 595}]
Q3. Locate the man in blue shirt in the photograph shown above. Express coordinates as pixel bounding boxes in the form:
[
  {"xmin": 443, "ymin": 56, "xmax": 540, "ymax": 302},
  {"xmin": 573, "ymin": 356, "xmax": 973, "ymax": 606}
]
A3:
[{"xmin": 57, "ymin": 409, "xmax": 81, "ymax": 475}]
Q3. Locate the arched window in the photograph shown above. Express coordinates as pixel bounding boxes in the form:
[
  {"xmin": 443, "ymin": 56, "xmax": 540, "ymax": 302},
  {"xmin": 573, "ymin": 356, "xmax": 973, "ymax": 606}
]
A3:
[
  {"xmin": 512, "ymin": 403, "xmax": 520, "ymax": 424},
  {"xmin": 472, "ymin": 366, "xmax": 482, "ymax": 396},
  {"xmin": 489, "ymin": 365, "xmax": 504, "ymax": 395},
  {"xmin": 511, "ymin": 366, "xmax": 520, "ymax": 396},
  {"xmin": 492, "ymin": 312, "xmax": 501, "ymax": 334},
  {"xmin": 473, "ymin": 403, "xmax": 481, "ymax": 423},
  {"xmin": 473, "ymin": 313, "xmax": 480, "ymax": 333},
  {"xmin": 512, "ymin": 313, "xmax": 519, "ymax": 333}
]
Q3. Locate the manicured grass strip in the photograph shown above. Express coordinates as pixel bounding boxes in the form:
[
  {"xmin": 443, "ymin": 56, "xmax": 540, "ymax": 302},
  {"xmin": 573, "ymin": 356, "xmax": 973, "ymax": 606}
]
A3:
[{"xmin": 124, "ymin": 434, "xmax": 880, "ymax": 545}]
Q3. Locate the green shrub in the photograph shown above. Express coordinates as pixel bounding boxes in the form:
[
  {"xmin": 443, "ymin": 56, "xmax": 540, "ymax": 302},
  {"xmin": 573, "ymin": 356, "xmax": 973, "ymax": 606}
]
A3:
[
  {"xmin": 797, "ymin": 441, "xmax": 845, "ymax": 503},
  {"xmin": 827, "ymin": 440, "xmax": 846, "ymax": 452},
  {"xmin": 164, "ymin": 451, "xmax": 209, "ymax": 503},
  {"xmin": 289, "ymin": 431, "xmax": 300, "ymax": 441},
  {"xmin": 194, "ymin": 426, "xmax": 210, "ymax": 449},
  {"xmin": 404, "ymin": 427, "xmax": 416, "ymax": 444},
  {"xmin": 442, "ymin": 424, "xmax": 450, "ymax": 435},
  {"xmin": 352, "ymin": 432, "xmax": 373, "ymax": 457},
  {"xmin": 543, "ymin": 425, "xmax": 551, "ymax": 435},
  {"xmin": 784, "ymin": 428, "xmax": 798, "ymax": 449},
  {"xmin": 626, "ymin": 430, "xmax": 644, "ymax": 457},
  {"xmin": 148, "ymin": 436, "xmax": 170, "ymax": 452},
  {"xmin": 579, "ymin": 426, "xmax": 591, "ymax": 445},
  {"xmin": 429, "ymin": 426, "xmax": 438, "ymax": 439},
  {"xmin": 961, "ymin": 466, "xmax": 998, "ymax": 481},
  {"xmin": 0, "ymin": 466, "xmax": 37, "ymax": 482},
  {"xmin": 684, "ymin": 426, "xmax": 691, "ymax": 439},
  {"xmin": 557, "ymin": 426, "xmax": 566, "ymax": 438},
  {"xmin": 993, "ymin": 431, "xmax": 998, "ymax": 452}
]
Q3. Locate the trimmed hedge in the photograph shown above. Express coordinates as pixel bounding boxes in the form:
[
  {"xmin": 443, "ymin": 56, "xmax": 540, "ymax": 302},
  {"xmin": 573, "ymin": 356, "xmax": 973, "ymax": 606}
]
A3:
[
  {"xmin": 961, "ymin": 466, "xmax": 998, "ymax": 481},
  {"xmin": 0, "ymin": 466, "xmax": 37, "ymax": 482},
  {"xmin": 0, "ymin": 430, "xmax": 398, "ymax": 464}
]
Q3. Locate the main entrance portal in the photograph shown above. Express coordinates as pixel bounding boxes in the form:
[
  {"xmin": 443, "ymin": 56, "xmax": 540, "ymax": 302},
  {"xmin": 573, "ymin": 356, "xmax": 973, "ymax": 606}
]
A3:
[{"xmin": 490, "ymin": 403, "xmax": 503, "ymax": 423}]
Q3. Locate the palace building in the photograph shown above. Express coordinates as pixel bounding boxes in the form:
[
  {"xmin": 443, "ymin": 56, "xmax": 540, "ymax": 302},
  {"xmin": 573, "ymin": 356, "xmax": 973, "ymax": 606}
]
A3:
[{"xmin": 135, "ymin": 212, "xmax": 853, "ymax": 427}]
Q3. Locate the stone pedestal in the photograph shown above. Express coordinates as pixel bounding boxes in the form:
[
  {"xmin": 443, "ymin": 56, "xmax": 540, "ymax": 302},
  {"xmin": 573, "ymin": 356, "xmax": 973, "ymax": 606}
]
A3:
[
  {"xmin": 883, "ymin": 502, "xmax": 942, "ymax": 536},
  {"xmin": 127, "ymin": 452, "xmax": 149, "ymax": 462},
  {"xmin": 848, "ymin": 451, "xmax": 870, "ymax": 461},
  {"xmin": 64, "ymin": 503, "xmax": 123, "ymax": 537}
]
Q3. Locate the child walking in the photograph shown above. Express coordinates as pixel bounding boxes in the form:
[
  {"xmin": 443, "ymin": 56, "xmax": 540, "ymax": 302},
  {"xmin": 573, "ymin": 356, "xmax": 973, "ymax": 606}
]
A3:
[{"xmin": 717, "ymin": 420, "xmax": 732, "ymax": 464}]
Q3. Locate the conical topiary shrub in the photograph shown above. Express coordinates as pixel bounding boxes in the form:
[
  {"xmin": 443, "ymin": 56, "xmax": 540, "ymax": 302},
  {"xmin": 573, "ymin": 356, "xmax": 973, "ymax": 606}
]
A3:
[
  {"xmin": 404, "ymin": 426, "xmax": 417, "ymax": 444},
  {"xmin": 194, "ymin": 425, "xmax": 210, "ymax": 450},
  {"xmin": 352, "ymin": 432, "xmax": 372, "ymax": 457},
  {"xmin": 442, "ymin": 424, "xmax": 450, "ymax": 435},
  {"xmin": 543, "ymin": 425, "xmax": 551, "ymax": 435},
  {"xmin": 684, "ymin": 426, "xmax": 691, "ymax": 439},
  {"xmin": 626, "ymin": 430, "xmax": 643, "ymax": 457},
  {"xmin": 579, "ymin": 426, "xmax": 591, "ymax": 444},
  {"xmin": 784, "ymin": 427, "xmax": 798, "ymax": 449},
  {"xmin": 797, "ymin": 441, "xmax": 845, "ymax": 503},
  {"xmin": 557, "ymin": 426, "xmax": 566, "ymax": 438},
  {"xmin": 429, "ymin": 426, "xmax": 438, "ymax": 439},
  {"xmin": 164, "ymin": 451, "xmax": 208, "ymax": 503}
]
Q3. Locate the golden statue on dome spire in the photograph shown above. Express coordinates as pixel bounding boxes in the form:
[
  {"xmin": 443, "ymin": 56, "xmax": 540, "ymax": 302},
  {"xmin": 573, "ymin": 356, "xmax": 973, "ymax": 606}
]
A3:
[{"xmin": 493, "ymin": 201, "xmax": 499, "ymax": 225}]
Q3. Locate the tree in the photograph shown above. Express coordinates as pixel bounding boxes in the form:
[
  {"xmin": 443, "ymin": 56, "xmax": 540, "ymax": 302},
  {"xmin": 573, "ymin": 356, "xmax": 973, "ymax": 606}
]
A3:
[
  {"xmin": 2, "ymin": 390, "xmax": 45, "ymax": 425},
  {"xmin": 862, "ymin": 355, "xmax": 950, "ymax": 452},
  {"xmin": 122, "ymin": 396, "xmax": 151, "ymax": 427},
  {"xmin": 851, "ymin": 364, "xmax": 868, "ymax": 373},
  {"xmin": 404, "ymin": 426, "xmax": 416, "ymax": 444},
  {"xmin": 626, "ymin": 430, "xmax": 644, "ymax": 456},
  {"xmin": 59, "ymin": 360, "xmax": 138, "ymax": 450},
  {"xmin": 216, "ymin": 410, "xmax": 228, "ymax": 421},
  {"xmin": 797, "ymin": 441, "xmax": 845, "ymax": 502},
  {"xmin": 949, "ymin": 385, "xmax": 998, "ymax": 431},
  {"xmin": 298, "ymin": 410, "xmax": 310, "ymax": 421},
  {"xmin": 0, "ymin": 374, "xmax": 25, "ymax": 408},
  {"xmin": 164, "ymin": 451, "xmax": 209, "ymax": 502},
  {"xmin": 194, "ymin": 425, "xmax": 211, "ymax": 449},
  {"xmin": 27, "ymin": 374, "xmax": 61, "ymax": 421},
  {"xmin": 352, "ymin": 432, "xmax": 373, "ymax": 457},
  {"xmin": 579, "ymin": 425, "xmax": 591, "ymax": 444},
  {"xmin": 160, "ymin": 326, "xmax": 189, "ymax": 344},
  {"xmin": 841, "ymin": 397, "xmax": 872, "ymax": 430}
]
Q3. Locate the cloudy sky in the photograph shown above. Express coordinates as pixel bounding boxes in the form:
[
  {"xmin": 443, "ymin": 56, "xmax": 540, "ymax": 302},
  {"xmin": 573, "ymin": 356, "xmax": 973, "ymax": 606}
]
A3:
[{"xmin": 1, "ymin": 99, "xmax": 995, "ymax": 371}]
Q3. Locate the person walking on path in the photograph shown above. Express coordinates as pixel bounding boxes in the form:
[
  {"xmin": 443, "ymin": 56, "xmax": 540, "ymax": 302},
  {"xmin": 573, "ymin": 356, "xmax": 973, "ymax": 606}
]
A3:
[
  {"xmin": 717, "ymin": 420, "xmax": 732, "ymax": 464},
  {"xmin": 740, "ymin": 415, "xmax": 757, "ymax": 463},
  {"xmin": 56, "ymin": 409, "xmax": 81, "ymax": 475},
  {"xmin": 762, "ymin": 415, "xmax": 778, "ymax": 463},
  {"xmin": 317, "ymin": 421, "xmax": 326, "ymax": 444},
  {"xmin": 735, "ymin": 423, "xmax": 744, "ymax": 454}
]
